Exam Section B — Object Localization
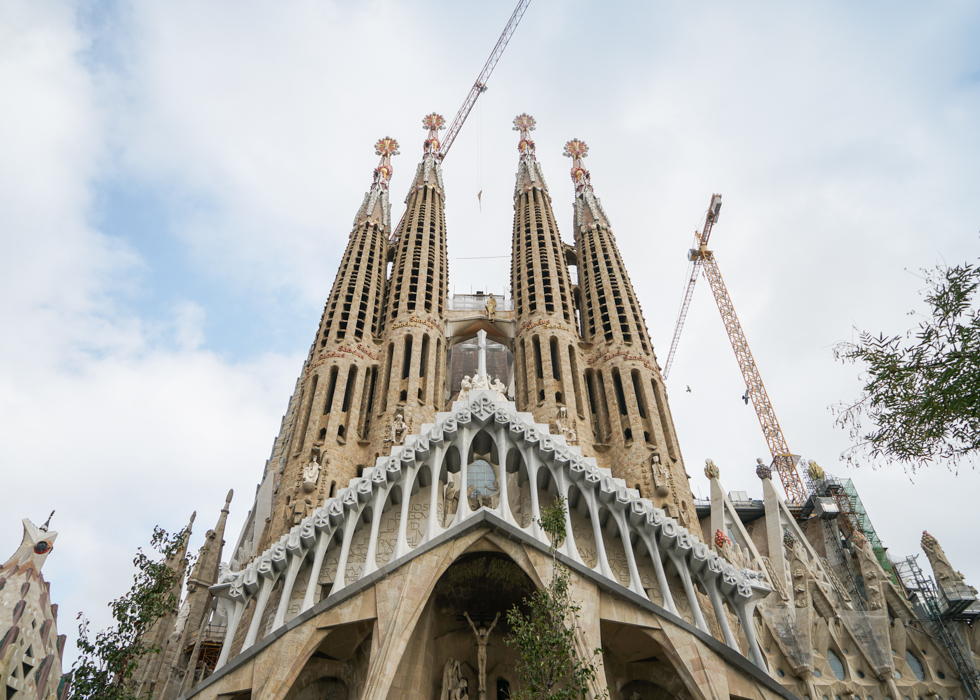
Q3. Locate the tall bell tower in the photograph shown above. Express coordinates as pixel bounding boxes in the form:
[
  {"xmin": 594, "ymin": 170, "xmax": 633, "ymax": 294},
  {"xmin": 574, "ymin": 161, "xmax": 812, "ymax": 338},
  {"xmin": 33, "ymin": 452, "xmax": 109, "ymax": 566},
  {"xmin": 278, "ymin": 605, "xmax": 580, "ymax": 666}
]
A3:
[
  {"xmin": 509, "ymin": 114, "xmax": 593, "ymax": 448},
  {"xmin": 373, "ymin": 114, "xmax": 451, "ymax": 440},
  {"xmin": 564, "ymin": 139, "xmax": 698, "ymax": 528}
]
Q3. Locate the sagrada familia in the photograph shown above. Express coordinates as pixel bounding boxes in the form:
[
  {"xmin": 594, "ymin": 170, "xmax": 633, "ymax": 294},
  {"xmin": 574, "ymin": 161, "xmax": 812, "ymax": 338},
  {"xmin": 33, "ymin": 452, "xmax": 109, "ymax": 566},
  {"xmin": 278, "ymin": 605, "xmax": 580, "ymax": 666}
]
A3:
[{"xmin": 3, "ymin": 114, "xmax": 979, "ymax": 700}]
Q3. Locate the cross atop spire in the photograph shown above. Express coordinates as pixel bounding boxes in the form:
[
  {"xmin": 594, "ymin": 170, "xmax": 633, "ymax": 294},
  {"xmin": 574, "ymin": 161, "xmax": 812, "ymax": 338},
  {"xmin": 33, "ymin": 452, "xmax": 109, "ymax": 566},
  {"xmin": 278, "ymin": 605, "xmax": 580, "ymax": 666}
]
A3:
[
  {"xmin": 513, "ymin": 113, "xmax": 536, "ymax": 159},
  {"xmin": 563, "ymin": 138, "xmax": 591, "ymax": 193},
  {"xmin": 422, "ymin": 113, "xmax": 446, "ymax": 156},
  {"xmin": 373, "ymin": 137, "xmax": 400, "ymax": 190}
]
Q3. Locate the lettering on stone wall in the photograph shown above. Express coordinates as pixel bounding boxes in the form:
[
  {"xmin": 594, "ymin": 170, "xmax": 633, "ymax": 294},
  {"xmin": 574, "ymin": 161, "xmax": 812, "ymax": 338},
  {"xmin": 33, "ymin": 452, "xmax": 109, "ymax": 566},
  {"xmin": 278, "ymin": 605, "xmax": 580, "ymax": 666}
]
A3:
[
  {"xmin": 586, "ymin": 348, "xmax": 660, "ymax": 374},
  {"xmin": 390, "ymin": 315, "xmax": 441, "ymax": 333},
  {"xmin": 518, "ymin": 318, "xmax": 570, "ymax": 335},
  {"xmin": 303, "ymin": 343, "xmax": 380, "ymax": 378}
]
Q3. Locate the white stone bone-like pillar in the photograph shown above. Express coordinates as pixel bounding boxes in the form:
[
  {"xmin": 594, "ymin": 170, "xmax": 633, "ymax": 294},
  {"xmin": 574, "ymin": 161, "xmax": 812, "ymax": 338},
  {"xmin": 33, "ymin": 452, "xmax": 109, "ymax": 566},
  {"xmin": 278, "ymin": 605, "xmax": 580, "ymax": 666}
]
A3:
[
  {"xmin": 215, "ymin": 600, "xmax": 245, "ymax": 670},
  {"xmin": 703, "ymin": 578, "xmax": 739, "ymax": 650},
  {"xmin": 302, "ymin": 530, "xmax": 332, "ymax": 612},
  {"xmin": 424, "ymin": 444, "xmax": 446, "ymax": 542},
  {"xmin": 393, "ymin": 465, "xmax": 417, "ymax": 560},
  {"xmin": 328, "ymin": 509, "xmax": 359, "ymax": 596},
  {"xmin": 492, "ymin": 425, "xmax": 517, "ymax": 526},
  {"xmin": 452, "ymin": 424, "xmax": 477, "ymax": 527},
  {"xmin": 244, "ymin": 575, "xmax": 275, "ymax": 648},
  {"xmin": 585, "ymin": 491, "xmax": 615, "ymax": 580},
  {"xmin": 637, "ymin": 528, "xmax": 676, "ymax": 614},
  {"xmin": 362, "ymin": 484, "xmax": 389, "ymax": 576},
  {"xmin": 611, "ymin": 509, "xmax": 647, "ymax": 598},
  {"xmin": 272, "ymin": 551, "xmax": 305, "ymax": 630},
  {"xmin": 669, "ymin": 551, "xmax": 710, "ymax": 633}
]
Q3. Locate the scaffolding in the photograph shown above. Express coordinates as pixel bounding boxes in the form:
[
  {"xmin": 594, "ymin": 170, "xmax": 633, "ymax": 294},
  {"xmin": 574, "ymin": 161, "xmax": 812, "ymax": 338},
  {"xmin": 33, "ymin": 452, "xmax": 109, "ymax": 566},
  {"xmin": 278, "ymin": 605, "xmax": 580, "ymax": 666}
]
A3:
[{"xmin": 895, "ymin": 555, "xmax": 980, "ymax": 700}]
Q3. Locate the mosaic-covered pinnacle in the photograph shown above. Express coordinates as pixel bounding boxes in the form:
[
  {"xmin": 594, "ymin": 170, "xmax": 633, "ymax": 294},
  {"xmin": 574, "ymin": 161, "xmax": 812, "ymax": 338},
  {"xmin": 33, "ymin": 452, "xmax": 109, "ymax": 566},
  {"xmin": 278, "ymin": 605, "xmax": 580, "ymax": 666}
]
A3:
[
  {"xmin": 563, "ymin": 138, "xmax": 591, "ymax": 191},
  {"xmin": 372, "ymin": 136, "xmax": 399, "ymax": 189},
  {"xmin": 513, "ymin": 113, "xmax": 536, "ymax": 158},
  {"xmin": 422, "ymin": 113, "xmax": 445, "ymax": 155}
]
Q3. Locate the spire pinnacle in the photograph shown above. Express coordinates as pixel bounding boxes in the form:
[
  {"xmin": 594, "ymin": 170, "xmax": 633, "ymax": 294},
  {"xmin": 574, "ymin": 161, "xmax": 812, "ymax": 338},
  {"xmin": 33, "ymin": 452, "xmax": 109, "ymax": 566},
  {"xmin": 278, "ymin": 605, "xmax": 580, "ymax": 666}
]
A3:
[
  {"xmin": 422, "ymin": 113, "xmax": 446, "ymax": 156},
  {"xmin": 513, "ymin": 113, "xmax": 536, "ymax": 159},
  {"xmin": 563, "ymin": 138, "xmax": 591, "ymax": 193},
  {"xmin": 372, "ymin": 137, "xmax": 399, "ymax": 190}
]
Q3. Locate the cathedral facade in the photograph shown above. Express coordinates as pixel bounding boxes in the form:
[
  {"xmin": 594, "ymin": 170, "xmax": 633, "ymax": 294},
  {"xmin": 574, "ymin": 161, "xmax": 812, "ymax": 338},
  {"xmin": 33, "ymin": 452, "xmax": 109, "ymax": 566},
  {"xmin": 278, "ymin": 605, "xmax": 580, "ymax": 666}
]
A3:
[{"xmin": 8, "ymin": 113, "xmax": 978, "ymax": 700}]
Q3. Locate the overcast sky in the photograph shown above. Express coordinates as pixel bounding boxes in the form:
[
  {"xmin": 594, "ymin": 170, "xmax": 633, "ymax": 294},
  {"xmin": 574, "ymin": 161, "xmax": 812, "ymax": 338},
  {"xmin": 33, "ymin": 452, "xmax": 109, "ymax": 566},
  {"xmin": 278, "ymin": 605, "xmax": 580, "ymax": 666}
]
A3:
[{"xmin": 2, "ymin": 0, "xmax": 978, "ymax": 666}]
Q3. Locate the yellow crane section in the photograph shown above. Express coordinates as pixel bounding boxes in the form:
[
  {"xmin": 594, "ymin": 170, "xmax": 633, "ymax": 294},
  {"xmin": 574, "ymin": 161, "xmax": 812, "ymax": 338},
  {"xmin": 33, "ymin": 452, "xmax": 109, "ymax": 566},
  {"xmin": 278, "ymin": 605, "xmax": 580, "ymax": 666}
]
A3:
[{"xmin": 665, "ymin": 195, "xmax": 808, "ymax": 505}]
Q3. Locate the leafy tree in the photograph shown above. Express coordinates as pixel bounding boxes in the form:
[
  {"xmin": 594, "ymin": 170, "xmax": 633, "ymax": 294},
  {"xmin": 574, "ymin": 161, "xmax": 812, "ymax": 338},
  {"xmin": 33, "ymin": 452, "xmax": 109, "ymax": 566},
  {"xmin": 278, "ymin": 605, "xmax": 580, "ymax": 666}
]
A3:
[
  {"xmin": 834, "ymin": 260, "xmax": 980, "ymax": 472},
  {"xmin": 70, "ymin": 526, "xmax": 192, "ymax": 700},
  {"xmin": 506, "ymin": 496, "xmax": 607, "ymax": 700}
]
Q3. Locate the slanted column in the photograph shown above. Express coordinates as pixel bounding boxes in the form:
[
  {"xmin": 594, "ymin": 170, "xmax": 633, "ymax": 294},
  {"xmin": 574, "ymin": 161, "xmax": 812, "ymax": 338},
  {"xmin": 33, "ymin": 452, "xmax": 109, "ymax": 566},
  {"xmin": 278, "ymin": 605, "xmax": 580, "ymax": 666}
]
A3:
[
  {"xmin": 637, "ymin": 527, "xmax": 676, "ymax": 614},
  {"xmin": 424, "ymin": 443, "xmax": 447, "ymax": 542},
  {"xmin": 610, "ymin": 508, "xmax": 647, "ymax": 598},
  {"xmin": 302, "ymin": 527, "xmax": 332, "ymax": 612}
]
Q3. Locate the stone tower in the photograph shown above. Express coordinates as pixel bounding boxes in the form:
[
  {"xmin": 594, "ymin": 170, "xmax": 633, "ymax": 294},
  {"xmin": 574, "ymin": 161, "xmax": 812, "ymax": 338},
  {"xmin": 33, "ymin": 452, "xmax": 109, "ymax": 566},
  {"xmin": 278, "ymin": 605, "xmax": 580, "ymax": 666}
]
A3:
[
  {"xmin": 0, "ymin": 515, "xmax": 68, "ymax": 700},
  {"xmin": 564, "ymin": 138, "xmax": 697, "ymax": 527},
  {"xmin": 267, "ymin": 137, "xmax": 400, "ymax": 548},
  {"xmin": 133, "ymin": 511, "xmax": 195, "ymax": 698},
  {"xmin": 509, "ymin": 114, "xmax": 592, "ymax": 449},
  {"xmin": 373, "ymin": 114, "xmax": 450, "ymax": 440}
]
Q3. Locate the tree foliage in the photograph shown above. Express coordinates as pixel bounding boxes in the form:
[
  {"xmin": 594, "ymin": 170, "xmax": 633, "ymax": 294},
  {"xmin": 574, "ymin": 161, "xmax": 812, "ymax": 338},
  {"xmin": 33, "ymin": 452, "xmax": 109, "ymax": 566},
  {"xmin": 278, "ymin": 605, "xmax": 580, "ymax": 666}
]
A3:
[
  {"xmin": 834, "ymin": 260, "xmax": 980, "ymax": 472},
  {"xmin": 506, "ymin": 496, "xmax": 607, "ymax": 700},
  {"xmin": 70, "ymin": 526, "xmax": 191, "ymax": 700}
]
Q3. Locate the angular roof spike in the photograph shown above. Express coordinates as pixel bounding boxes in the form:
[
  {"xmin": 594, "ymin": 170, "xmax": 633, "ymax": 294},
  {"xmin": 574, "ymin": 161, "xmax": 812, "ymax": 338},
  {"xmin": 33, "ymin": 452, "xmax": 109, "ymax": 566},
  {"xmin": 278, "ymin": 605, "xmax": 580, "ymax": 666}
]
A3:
[
  {"xmin": 563, "ymin": 138, "xmax": 591, "ymax": 192},
  {"xmin": 40, "ymin": 510, "xmax": 55, "ymax": 532},
  {"xmin": 422, "ymin": 113, "xmax": 446, "ymax": 156},
  {"xmin": 372, "ymin": 136, "xmax": 400, "ymax": 190},
  {"xmin": 513, "ymin": 113, "xmax": 536, "ymax": 159}
]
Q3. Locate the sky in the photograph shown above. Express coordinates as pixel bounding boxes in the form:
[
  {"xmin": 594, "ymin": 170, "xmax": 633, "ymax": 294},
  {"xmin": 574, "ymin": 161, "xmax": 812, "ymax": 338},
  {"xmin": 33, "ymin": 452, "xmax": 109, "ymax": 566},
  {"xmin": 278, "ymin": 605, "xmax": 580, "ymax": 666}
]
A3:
[{"xmin": 1, "ymin": 0, "xmax": 979, "ymax": 668}]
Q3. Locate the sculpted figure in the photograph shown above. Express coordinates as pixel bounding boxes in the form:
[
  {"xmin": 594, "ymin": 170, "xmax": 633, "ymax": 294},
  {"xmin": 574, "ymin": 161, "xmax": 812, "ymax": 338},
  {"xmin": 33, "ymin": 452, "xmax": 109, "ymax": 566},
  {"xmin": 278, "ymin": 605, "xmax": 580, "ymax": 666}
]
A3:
[
  {"xmin": 302, "ymin": 456, "xmax": 322, "ymax": 493},
  {"xmin": 492, "ymin": 377, "xmax": 507, "ymax": 400},
  {"xmin": 460, "ymin": 375, "xmax": 472, "ymax": 400},
  {"xmin": 704, "ymin": 458, "xmax": 720, "ymax": 480},
  {"xmin": 485, "ymin": 293, "xmax": 497, "ymax": 322},
  {"xmin": 650, "ymin": 454, "xmax": 669, "ymax": 497},
  {"xmin": 465, "ymin": 611, "xmax": 500, "ymax": 700},
  {"xmin": 441, "ymin": 658, "xmax": 468, "ymax": 700},
  {"xmin": 444, "ymin": 480, "xmax": 460, "ymax": 525},
  {"xmin": 391, "ymin": 413, "xmax": 409, "ymax": 445}
]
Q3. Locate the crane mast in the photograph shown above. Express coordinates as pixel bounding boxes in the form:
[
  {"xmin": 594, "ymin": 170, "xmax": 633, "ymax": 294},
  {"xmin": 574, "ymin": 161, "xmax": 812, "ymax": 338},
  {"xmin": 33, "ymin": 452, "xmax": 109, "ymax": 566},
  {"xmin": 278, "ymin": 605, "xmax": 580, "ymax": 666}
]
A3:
[
  {"xmin": 663, "ymin": 194, "xmax": 721, "ymax": 379},
  {"xmin": 439, "ymin": 0, "xmax": 533, "ymax": 160},
  {"xmin": 388, "ymin": 0, "xmax": 533, "ymax": 243},
  {"xmin": 668, "ymin": 194, "xmax": 808, "ymax": 504}
]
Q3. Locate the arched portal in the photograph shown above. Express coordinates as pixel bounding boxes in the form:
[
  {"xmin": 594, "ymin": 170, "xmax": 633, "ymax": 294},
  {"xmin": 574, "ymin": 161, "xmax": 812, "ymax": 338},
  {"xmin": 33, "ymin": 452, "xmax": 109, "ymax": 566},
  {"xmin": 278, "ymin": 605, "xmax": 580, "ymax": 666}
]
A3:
[{"xmin": 386, "ymin": 552, "xmax": 534, "ymax": 700}]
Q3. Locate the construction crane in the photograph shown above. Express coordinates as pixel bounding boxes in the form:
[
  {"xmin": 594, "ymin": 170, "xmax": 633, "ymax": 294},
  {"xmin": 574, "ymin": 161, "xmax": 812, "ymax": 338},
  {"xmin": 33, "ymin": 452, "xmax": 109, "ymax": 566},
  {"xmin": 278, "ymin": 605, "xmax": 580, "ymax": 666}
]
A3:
[
  {"xmin": 439, "ymin": 0, "xmax": 533, "ymax": 160},
  {"xmin": 389, "ymin": 0, "xmax": 532, "ymax": 243},
  {"xmin": 664, "ymin": 195, "xmax": 808, "ymax": 504}
]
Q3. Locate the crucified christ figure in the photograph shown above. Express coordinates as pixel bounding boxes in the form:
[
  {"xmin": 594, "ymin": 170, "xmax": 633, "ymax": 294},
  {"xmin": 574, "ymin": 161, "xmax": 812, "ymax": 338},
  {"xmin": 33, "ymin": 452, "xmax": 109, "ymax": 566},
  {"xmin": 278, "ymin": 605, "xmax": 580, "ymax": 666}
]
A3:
[{"xmin": 464, "ymin": 611, "xmax": 500, "ymax": 700}]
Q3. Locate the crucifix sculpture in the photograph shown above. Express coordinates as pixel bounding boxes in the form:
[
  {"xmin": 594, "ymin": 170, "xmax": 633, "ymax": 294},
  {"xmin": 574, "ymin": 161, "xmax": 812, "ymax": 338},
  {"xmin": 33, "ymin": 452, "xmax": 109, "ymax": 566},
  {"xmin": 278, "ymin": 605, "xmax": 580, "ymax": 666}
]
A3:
[{"xmin": 464, "ymin": 610, "xmax": 500, "ymax": 700}]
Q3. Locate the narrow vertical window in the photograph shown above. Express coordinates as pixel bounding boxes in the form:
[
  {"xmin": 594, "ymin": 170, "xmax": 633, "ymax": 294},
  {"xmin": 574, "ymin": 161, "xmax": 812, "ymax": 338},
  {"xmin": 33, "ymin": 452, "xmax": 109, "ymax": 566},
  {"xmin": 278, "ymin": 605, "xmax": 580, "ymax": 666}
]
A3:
[
  {"xmin": 549, "ymin": 337, "xmax": 561, "ymax": 380},
  {"xmin": 323, "ymin": 366, "xmax": 339, "ymax": 414},
  {"xmin": 402, "ymin": 336, "xmax": 413, "ymax": 379}
]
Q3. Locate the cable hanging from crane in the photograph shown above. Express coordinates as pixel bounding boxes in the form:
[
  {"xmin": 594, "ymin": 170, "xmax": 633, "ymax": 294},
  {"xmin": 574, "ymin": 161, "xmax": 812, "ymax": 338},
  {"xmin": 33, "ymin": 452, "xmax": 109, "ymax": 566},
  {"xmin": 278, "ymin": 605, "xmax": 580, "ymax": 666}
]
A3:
[{"xmin": 390, "ymin": 0, "xmax": 533, "ymax": 242}]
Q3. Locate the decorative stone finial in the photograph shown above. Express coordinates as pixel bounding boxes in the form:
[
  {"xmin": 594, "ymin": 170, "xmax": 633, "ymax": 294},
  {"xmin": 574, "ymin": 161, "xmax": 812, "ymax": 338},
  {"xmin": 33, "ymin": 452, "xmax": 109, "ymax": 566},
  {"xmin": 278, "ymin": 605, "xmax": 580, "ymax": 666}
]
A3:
[
  {"xmin": 807, "ymin": 461, "xmax": 825, "ymax": 481},
  {"xmin": 783, "ymin": 532, "xmax": 798, "ymax": 549},
  {"xmin": 704, "ymin": 459, "xmax": 720, "ymax": 480},
  {"xmin": 714, "ymin": 529, "xmax": 731, "ymax": 549},
  {"xmin": 513, "ymin": 113, "xmax": 536, "ymax": 158},
  {"xmin": 921, "ymin": 531, "xmax": 939, "ymax": 549},
  {"xmin": 755, "ymin": 458, "xmax": 771, "ymax": 480},
  {"xmin": 372, "ymin": 136, "xmax": 400, "ymax": 188},
  {"xmin": 422, "ymin": 113, "xmax": 445, "ymax": 155},
  {"xmin": 40, "ymin": 510, "xmax": 55, "ymax": 532},
  {"xmin": 563, "ymin": 138, "xmax": 590, "ymax": 192}
]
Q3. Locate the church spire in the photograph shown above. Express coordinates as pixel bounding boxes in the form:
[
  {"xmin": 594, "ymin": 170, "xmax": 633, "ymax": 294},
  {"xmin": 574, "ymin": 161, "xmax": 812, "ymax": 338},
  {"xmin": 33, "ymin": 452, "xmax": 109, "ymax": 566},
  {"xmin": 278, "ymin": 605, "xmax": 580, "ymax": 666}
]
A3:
[
  {"xmin": 353, "ymin": 136, "xmax": 399, "ymax": 232},
  {"xmin": 566, "ymin": 140, "xmax": 695, "ymax": 525},
  {"xmin": 375, "ymin": 113, "xmax": 450, "ymax": 433},
  {"xmin": 509, "ymin": 115, "xmax": 589, "ymax": 441}
]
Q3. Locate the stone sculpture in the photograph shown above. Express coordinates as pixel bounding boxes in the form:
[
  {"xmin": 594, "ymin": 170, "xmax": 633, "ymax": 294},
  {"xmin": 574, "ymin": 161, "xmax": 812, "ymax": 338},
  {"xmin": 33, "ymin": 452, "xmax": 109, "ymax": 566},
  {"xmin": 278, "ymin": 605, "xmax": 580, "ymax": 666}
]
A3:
[
  {"xmin": 391, "ymin": 414, "xmax": 409, "ymax": 445},
  {"xmin": 485, "ymin": 293, "xmax": 497, "ymax": 322},
  {"xmin": 460, "ymin": 375, "xmax": 472, "ymax": 400},
  {"xmin": 552, "ymin": 406, "xmax": 578, "ymax": 445},
  {"xmin": 492, "ymin": 377, "xmax": 508, "ymax": 401},
  {"xmin": 441, "ymin": 658, "xmax": 469, "ymax": 700},
  {"xmin": 302, "ymin": 456, "xmax": 322, "ymax": 493},
  {"xmin": 444, "ymin": 480, "xmax": 460, "ymax": 526},
  {"xmin": 465, "ymin": 611, "xmax": 500, "ymax": 700},
  {"xmin": 704, "ymin": 458, "xmax": 720, "ymax": 480}
]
